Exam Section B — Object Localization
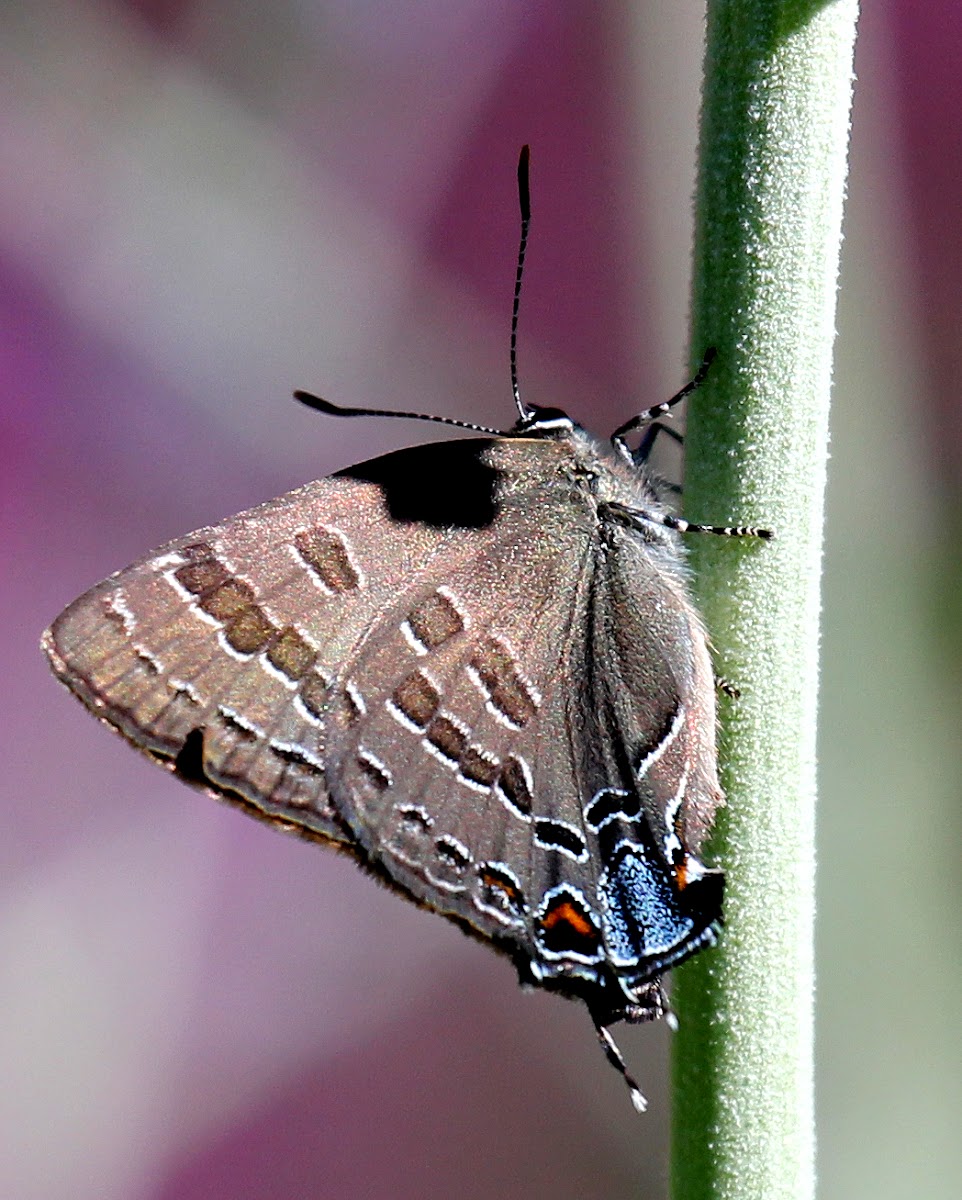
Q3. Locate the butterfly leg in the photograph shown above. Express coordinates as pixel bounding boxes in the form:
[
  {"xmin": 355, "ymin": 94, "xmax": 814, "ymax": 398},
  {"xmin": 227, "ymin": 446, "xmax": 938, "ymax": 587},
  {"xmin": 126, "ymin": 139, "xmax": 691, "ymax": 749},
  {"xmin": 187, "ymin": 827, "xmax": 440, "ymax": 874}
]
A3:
[
  {"xmin": 611, "ymin": 348, "xmax": 717, "ymax": 461},
  {"xmin": 714, "ymin": 675, "xmax": 742, "ymax": 700},
  {"xmin": 594, "ymin": 1020, "xmax": 649, "ymax": 1114},
  {"xmin": 605, "ymin": 500, "xmax": 774, "ymax": 541},
  {"xmin": 632, "ymin": 418, "xmax": 685, "ymax": 467}
]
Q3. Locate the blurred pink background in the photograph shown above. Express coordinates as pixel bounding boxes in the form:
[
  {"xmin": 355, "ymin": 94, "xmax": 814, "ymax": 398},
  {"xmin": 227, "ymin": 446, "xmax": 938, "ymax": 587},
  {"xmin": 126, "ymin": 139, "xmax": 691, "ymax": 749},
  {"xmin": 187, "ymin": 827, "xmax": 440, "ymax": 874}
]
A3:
[{"xmin": 2, "ymin": 3, "xmax": 960, "ymax": 1198}]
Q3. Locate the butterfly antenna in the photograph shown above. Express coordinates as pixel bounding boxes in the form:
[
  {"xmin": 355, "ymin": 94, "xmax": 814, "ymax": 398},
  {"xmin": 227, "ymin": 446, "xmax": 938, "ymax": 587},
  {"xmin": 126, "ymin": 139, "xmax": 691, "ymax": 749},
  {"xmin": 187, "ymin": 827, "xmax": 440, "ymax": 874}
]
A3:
[
  {"xmin": 511, "ymin": 145, "xmax": 532, "ymax": 422},
  {"xmin": 594, "ymin": 1019, "xmax": 648, "ymax": 1113},
  {"xmin": 295, "ymin": 147, "xmax": 534, "ymax": 437},
  {"xmin": 292, "ymin": 391, "xmax": 503, "ymax": 436}
]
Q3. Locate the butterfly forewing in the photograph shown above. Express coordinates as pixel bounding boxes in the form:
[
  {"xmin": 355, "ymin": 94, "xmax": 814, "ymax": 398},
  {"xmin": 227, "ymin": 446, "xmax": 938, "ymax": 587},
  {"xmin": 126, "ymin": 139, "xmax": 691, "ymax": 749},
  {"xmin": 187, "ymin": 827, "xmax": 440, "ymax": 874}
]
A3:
[{"xmin": 42, "ymin": 456, "xmax": 519, "ymax": 849}]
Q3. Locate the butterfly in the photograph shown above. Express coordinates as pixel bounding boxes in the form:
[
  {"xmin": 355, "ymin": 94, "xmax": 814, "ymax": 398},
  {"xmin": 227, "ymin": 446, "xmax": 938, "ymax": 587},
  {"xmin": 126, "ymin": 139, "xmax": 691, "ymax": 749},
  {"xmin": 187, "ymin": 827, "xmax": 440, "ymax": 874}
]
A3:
[{"xmin": 41, "ymin": 147, "xmax": 770, "ymax": 1110}]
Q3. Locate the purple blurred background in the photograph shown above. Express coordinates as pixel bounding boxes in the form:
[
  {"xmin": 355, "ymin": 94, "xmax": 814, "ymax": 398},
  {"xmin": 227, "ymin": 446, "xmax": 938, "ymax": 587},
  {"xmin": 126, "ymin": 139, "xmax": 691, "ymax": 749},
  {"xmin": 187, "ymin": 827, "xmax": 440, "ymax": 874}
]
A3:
[{"xmin": 2, "ymin": 4, "xmax": 960, "ymax": 1198}]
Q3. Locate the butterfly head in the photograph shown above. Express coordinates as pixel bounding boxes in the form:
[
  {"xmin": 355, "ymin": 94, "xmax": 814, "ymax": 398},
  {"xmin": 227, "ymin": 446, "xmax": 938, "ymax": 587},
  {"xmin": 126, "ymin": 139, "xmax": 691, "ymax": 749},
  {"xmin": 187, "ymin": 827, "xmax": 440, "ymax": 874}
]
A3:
[{"xmin": 512, "ymin": 404, "xmax": 577, "ymax": 437}]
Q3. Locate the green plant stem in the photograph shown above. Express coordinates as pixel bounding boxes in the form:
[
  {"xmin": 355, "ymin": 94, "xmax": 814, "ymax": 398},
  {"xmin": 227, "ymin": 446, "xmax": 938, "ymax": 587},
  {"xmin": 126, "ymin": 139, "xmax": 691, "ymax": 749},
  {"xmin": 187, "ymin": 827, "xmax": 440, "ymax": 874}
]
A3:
[{"xmin": 670, "ymin": 3, "xmax": 859, "ymax": 1199}]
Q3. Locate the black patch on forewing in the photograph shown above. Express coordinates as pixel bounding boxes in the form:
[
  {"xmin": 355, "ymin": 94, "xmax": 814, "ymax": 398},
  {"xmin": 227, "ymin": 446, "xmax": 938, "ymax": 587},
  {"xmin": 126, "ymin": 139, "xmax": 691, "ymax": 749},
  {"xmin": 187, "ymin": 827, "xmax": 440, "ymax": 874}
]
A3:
[{"xmin": 339, "ymin": 439, "xmax": 501, "ymax": 529}]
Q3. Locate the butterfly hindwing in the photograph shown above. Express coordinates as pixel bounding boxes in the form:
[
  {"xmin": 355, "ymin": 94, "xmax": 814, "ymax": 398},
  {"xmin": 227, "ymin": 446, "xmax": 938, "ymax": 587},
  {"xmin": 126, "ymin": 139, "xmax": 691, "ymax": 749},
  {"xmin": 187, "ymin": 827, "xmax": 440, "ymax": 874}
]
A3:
[{"xmin": 314, "ymin": 434, "xmax": 723, "ymax": 994}]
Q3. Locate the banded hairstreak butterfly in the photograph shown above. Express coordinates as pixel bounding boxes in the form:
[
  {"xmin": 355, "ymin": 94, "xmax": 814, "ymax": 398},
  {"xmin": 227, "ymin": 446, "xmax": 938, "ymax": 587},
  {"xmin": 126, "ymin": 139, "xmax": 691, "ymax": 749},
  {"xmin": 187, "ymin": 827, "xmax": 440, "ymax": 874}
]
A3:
[{"xmin": 42, "ymin": 147, "xmax": 770, "ymax": 1111}]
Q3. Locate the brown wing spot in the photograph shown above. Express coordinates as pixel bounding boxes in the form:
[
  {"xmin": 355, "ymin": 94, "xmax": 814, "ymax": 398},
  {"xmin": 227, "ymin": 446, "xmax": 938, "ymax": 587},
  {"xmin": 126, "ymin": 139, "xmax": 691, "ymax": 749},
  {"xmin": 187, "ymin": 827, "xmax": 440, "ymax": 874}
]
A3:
[
  {"xmin": 200, "ymin": 578, "xmax": 257, "ymax": 621},
  {"xmin": 298, "ymin": 671, "xmax": 329, "ymax": 722},
  {"xmin": 407, "ymin": 589, "xmax": 465, "ymax": 650},
  {"xmin": 392, "ymin": 670, "xmax": 441, "ymax": 729},
  {"xmin": 172, "ymin": 550, "xmax": 276, "ymax": 657},
  {"xmin": 469, "ymin": 638, "xmax": 538, "ymax": 728},
  {"xmin": 497, "ymin": 755, "xmax": 533, "ymax": 817},
  {"xmin": 294, "ymin": 526, "xmax": 361, "ymax": 593},
  {"xmin": 224, "ymin": 606, "xmax": 276, "ymax": 655},
  {"xmin": 460, "ymin": 745, "xmax": 499, "ymax": 788},
  {"xmin": 541, "ymin": 900, "xmax": 594, "ymax": 937},
  {"xmin": 174, "ymin": 556, "xmax": 231, "ymax": 596},
  {"xmin": 426, "ymin": 714, "xmax": 468, "ymax": 764},
  {"xmin": 267, "ymin": 626, "xmax": 316, "ymax": 681},
  {"xmin": 537, "ymin": 891, "xmax": 602, "ymax": 958},
  {"xmin": 180, "ymin": 540, "xmax": 216, "ymax": 560}
]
